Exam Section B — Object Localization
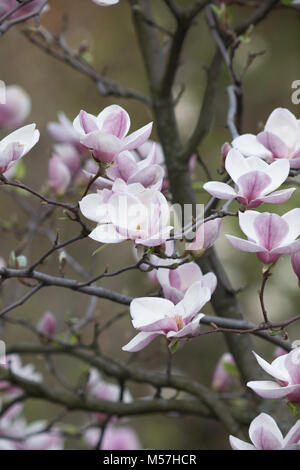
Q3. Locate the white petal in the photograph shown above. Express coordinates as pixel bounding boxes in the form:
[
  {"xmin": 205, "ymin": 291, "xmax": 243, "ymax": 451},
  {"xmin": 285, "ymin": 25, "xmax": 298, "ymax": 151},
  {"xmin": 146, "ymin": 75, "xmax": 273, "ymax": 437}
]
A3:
[{"xmin": 232, "ymin": 134, "xmax": 271, "ymax": 158}]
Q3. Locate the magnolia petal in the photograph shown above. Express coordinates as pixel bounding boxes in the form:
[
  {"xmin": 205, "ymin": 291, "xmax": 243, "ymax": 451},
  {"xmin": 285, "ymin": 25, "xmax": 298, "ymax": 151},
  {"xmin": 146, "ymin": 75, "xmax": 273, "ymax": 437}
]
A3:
[
  {"xmin": 249, "ymin": 413, "xmax": 283, "ymax": 450},
  {"xmin": 122, "ymin": 331, "xmax": 163, "ymax": 352},
  {"xmin": 229, "ymin": 436, "xmax": 255, "ymax": 451},
  {"xmin": 203, "ymin": 181, "xmax": 237, "ymax": 200},
  {"xmin": 232, "ymin": 133, "xmax": 271, "ymax": 158}
]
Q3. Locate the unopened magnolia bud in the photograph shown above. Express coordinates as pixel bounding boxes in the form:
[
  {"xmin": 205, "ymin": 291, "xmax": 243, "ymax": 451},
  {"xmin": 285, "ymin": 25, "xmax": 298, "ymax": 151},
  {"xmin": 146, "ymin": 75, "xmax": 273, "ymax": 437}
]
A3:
[
  {"xmin": 220, "ymin": 142, "xmax": 231, "ymax": 170},
  {"xmin": 212, "ymin": 352, "xmax": 236, "ymax": 392},
  {"xmin": 38, "ymin": 312, "xmax": 57, "ymax": 338}
]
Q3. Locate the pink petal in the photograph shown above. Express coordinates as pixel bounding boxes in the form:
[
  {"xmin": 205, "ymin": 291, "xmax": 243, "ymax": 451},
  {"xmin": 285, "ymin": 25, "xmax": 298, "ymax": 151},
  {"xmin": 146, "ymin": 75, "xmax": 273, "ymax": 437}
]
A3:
[
  {"xmin": 247, "ymin": 381, "xmax": 299, "ymax": 399},
  {"xmin": 283, "ymin": 421, "xmax": 300, "ymax": 448},
  {"xmin": 98, "ymin": 105, "xmax": 131, "ymax": 139},
  {"xmin": 249, "ymin": 413, "xmax": 283, "ymax": 450},
  {"xmin": 232, "ymin": 134, "xmax": 271, "ymax": 158},
  {"xmin": 237, "ymin": 171, "xmax": 271, "ymax": 204},
  {"xmin": 122, "ymin": 122, "xmax": 153, "ymax": 151},
  {"xmin": 257, "ymin": 131, "xmax": 289, "ymax": 158},
  {"xmin": 253, "ymin": 213, "xmax": 289, "ymax": 251},
  {"xmin": 225, "ymin": 235, "xmax": 265, "ymax": 253},
  {"xmin": 259, "ymin": 188, "xmax": 295, "ymax": 205},
  {"xmin": 264, "ymin": 108, "xmax": 298, "ymax": 150}
]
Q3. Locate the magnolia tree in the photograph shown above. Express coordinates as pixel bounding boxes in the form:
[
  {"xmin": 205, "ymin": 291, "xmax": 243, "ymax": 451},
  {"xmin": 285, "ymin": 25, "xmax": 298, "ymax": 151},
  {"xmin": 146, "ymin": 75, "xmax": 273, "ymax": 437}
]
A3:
[{"xmin": 0, "ymin": 0, "xmax": 300, "ymax": 451}]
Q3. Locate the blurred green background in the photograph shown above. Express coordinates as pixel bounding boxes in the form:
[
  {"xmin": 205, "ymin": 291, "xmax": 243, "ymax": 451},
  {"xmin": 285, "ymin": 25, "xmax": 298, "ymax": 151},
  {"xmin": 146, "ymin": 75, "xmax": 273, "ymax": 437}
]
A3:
[{"xmin": 0, "ymin": 0, "xmax": 300, "ymax": 450}]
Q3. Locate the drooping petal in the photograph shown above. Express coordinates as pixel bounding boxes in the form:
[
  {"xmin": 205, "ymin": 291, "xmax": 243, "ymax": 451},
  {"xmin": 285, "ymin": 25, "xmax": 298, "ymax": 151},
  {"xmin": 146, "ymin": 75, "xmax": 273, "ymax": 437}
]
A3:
[
  {"xmin": 229, "ymin": 436, "xmax": 255, "ymax": 451},
  {"xmin": 247, "ymin": 381, "xmax": 299, "ymax": 399},
  {"xmin": 258, "ymin": 188, "xmax": 295, "ymax": 205},
  {"xmin": 130, "ymin": 297, "xmax": 175, "ymax": 329},
  {"xmin": 225, "ymin": 235, "xmax": 265, "ymax": 253},
  {"xmin": 203, "ymin": 181, "xmax": 237, "ymax": 200},
  {"xmin": 89, "ymin": 224, "xmax": 127, "ymax": 244},
  {"xmin": 122, "ymin": 331, "xmax": 163, "ymax": 352}
]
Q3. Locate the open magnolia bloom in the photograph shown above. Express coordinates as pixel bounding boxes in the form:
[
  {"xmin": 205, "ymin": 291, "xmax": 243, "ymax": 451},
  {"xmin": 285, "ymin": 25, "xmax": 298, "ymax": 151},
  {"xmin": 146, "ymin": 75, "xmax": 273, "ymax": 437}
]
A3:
[
  {"xmin": 0, "ymin": 124, "xmax": 40, "ymax": 175},
  {"xmin": 84, "ymin": 147, "xmax": 164, "ymax": 191},
  {"xmin": 73, "ymin": 105, "xmax": 152, "ymax": 163},
  {"xmin": 247, "ymin": 350, "xmax": 300, "ymax": 403},
  {"xmin": 203, "ymin": 149, "xmax": 294, "ymax": 208},
  {"xmin": 232, "ymin": 108, "xmax": 300, "ymax": 169},
  {"xmin": 122, "ymin": 282, "xmax": 211, "ymax": 352},
  {"xmin": 79, "ymin": 179, "xmax": 173, "ymax": 247},
  {"xmin": 230, "ymin": 413, "xmax": 300, "ymax": 450},
  {"xmin": 157, "ymin": 262, "xmax": 217, "ymax": 305},
  {"xmin": 226, "ymin": 209, "xmax": 300, "ymax": 264}
]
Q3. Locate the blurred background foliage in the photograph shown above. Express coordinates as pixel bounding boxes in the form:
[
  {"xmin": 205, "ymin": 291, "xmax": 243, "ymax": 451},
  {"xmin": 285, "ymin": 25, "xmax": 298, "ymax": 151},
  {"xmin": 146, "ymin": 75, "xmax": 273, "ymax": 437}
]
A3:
[{"xmin": 0, "ymin": 0, "xmax": 300, "ymax": 450}]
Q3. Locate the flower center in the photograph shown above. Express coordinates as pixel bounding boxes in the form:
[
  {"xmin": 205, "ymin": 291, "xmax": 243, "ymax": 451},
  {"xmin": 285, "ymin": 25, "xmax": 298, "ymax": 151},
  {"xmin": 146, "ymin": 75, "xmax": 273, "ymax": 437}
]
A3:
[{"xmin": 174, "ymin": 315, "xmax": 183, "ymax": 331}]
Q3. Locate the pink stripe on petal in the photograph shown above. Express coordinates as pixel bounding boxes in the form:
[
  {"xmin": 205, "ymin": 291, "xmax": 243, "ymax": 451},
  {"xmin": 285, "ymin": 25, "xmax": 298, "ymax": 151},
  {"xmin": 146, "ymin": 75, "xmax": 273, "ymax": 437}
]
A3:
[
  {"xmin": 253, "ymin": 213, "xmax": 289, "ymax": 251},
  {"xmin": 237, "ymin": 171, "xmax": 271, "ymax": 205},
  {"xmin": 257, "ymin": 131, "xmax": 289, "ymax": 159}
]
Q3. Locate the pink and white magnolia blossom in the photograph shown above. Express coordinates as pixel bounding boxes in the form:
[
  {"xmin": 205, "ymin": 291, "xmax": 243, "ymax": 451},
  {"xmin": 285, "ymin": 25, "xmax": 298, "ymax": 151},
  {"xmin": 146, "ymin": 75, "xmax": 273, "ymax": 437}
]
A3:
[
  {"xmin": 0, "ymin": 124, "xmax": 39, "ymax": 175},
  {"xmin": 79, "ymin": 179, "xmax": 173, "ymax": 247},
  {"xmin": 88, "ymin": 368, "xmax": 132, "ymax": 423},
  {"xmin": 0, "ymin": 85, "xmax": 31, "ymax": 128},
  {"xmin": 84, "ymin": 147, "xmax": 164, "ymax": 191},
  {"xmin": 226, "ymin": 209, "xmax": 300, "ymax": 264},
  {"xmin": 203, "ymin": 149, "xmax": 294, "ymax": 209},
  {"xmin": 232, "ymin": 108, "xmax": 300, "ymax": 169},
  {"xmin": 247, "ymin": 349, "xmax": 300, "ymax": 403},
  {"xmin": 84, "ymin": 426, "xmax": 141, "ymax": 450},
  {"xmin": 291, "ymin": 251, "xmax": 300, "ymax": 285},
  {"xmin": 92, "ymin": 0, "xmax": 119, "ymax": 5},
  {"xmin": 157, "ymin": 262, "xmax": 217, "ymax": 305},
  {"xmin": 48, "ymin": 112, "xmax": 87, "ymax": 154},
  {"xmin": 37, "ymin": 312, "xmax": 57, "ymax": 338},
  {"xmin": 73, "ymin": 105, "xmax": 152, "ymax": 163},
  {"xmin": 212, "ymin": 353, "xmax": 236, "ymax": 393},
  {"xmin": 0, "ymin": 403, "xmax": 63, "ymax": 450},
  {"xmin": 122, "ymin": 282, "xmax": 211, "ymax": 352},
  {"xmin": 186, "ymin": 218, "xmax": 222, "ymax": 255},
  {"xmin": 230, "ymin": 413, "xmax": 300, "ymax": 450},
  {"xmin": 0, "ymin": 355, "xmax": 42, "ymax": 396},
  {"xmin": 48, "ymin": 155, "xmax": 71, "ymax": 195}
]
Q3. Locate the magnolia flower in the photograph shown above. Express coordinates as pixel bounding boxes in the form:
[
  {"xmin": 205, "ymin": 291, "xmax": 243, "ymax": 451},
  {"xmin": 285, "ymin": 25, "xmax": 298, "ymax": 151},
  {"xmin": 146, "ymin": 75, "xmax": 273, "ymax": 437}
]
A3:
[
  {"xmin": 186, "ymin": 218, "xmax": 222, "ymax": 255},
  {"xmin": 291, "ymin": 251, "xmax": 300, "ymax": 285},
  {"xmin": 48, "ymin": 112, "xmax": 87, "ymax": 154},
  {"xmin": 0, "ymin": 85, "xmax": 31, "ymax": 128},
  {"xmin": 212, "ymin": 353, "xmax": 236, "ymax": 393},
  {"xmin": 157, "ymin": 262, "xmax": 217, "ymax": 305},
  {"xmin": 226, "ymin": 209, "xmax": 300, "ymax": 264},
  {"xmin": 247, "ymin": 349, "xmax": 300, "ymax": 403},
  {"xmin": 37, "ymin": 312, "xmax": 57, "ymax": 338},
  {"xmin": 230, "ymin": 413, "xmax": 300, "ymax": 450},
  {"xmin": 93, "ymin": 0, "xmax": 119, "ymax": 5},
  {"xmin": 122, "ymin": 282, "xmax": 211, "ymax": 352},
  {"xmin": 0, "ymin": 403, "xmax": 63, "ymax": 450},
  {"xmin": 0, "ymin": 124, "xmax": 39, "ymax": 175},
  {"xmin": 84, "ymin": 426, "xmax": 141, "ymax": 450},
  {"xmin": 203, "ymin": 149, "xmax": 294, "ymax": 208},
  {"xmin": 79, "ymin": 179, "xmax": 173, "ymax": 247},
  {"xmin": 0, "ymin": 355, "xmax": 41, "ymax": 396},
  {"xmin": 48, "ymin": 155, "xmax": 71, "ymax": 195},
  {"xmin": 88, "ymin": 368, "xmax": 132, "ymax": 423},
  {"xmin": 73, "ymin": 105, "xmax": 152, "ymax": 163},
  {"xmin": 232, "ymin": 108, "xmax": 300, "ymax": 169},
  {"xmin": 84, "ymin": 148, "xmax": 164, "ymax": 191}
]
